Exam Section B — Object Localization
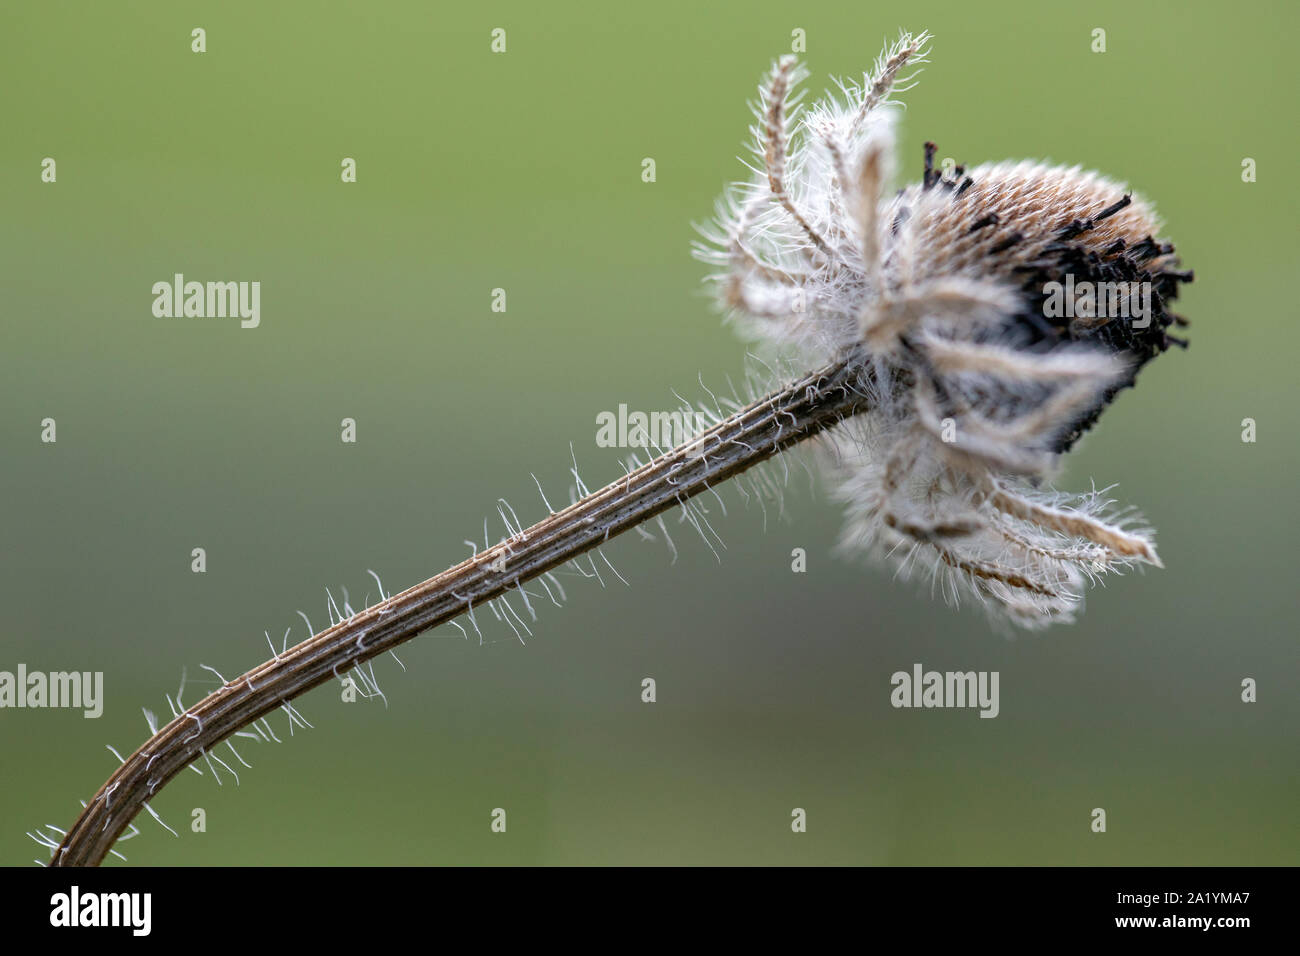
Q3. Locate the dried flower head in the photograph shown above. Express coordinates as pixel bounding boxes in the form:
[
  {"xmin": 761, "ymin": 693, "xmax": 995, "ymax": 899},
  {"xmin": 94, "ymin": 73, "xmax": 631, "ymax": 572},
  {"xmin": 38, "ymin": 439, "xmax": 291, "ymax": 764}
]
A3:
[{"xmin": 696, "ymin": 31, "xmax": 1194, "ymax": 628}]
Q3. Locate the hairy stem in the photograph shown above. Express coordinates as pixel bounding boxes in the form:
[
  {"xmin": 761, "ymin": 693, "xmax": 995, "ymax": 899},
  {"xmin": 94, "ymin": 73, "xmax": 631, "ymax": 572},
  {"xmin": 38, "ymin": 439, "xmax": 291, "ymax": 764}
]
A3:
[{"xmin": 51, "ymin": 356, "xmax": 869, "ymax": 866}]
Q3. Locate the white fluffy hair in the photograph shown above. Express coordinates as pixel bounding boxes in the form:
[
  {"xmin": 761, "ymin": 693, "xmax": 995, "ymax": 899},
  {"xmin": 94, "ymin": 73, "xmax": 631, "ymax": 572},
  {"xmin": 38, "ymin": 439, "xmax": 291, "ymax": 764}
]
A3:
[{"xmin": 696, "ymin": 32, "xmax": 1192, "ymax": 629}]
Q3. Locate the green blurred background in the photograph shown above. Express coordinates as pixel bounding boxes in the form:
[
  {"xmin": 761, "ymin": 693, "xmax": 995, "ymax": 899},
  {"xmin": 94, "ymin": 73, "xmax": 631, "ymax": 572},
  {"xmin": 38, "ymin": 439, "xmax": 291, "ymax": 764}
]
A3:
[{"xmin": 2, "ymin": 1, "xmax": 1296, "ymax": 865}]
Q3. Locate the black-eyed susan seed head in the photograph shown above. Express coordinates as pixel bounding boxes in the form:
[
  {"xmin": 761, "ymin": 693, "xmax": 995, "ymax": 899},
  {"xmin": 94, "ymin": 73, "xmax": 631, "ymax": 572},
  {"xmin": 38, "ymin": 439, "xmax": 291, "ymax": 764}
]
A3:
[
  {"xmin": 886, "ymin": 153, "xmax": 1193, "ymax": 452},
  {"xmin": 694, "ymin": 31, "xmax": 1193, "ymax": 629}
]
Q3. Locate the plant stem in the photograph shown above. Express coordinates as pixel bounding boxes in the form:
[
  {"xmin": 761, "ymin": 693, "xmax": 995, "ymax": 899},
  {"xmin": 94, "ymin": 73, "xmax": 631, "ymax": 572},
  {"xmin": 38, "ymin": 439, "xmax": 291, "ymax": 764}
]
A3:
[{"xmin": 50, "ymin": 355, "xmax": 869, "ymax": 866}]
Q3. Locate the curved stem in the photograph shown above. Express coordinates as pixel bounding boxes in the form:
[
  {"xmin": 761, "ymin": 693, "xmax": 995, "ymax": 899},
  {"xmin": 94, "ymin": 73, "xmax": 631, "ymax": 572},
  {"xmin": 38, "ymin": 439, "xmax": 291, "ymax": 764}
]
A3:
[{"xmin": 50, "ymin": 356, "xmax": 869, "ymax": 866}]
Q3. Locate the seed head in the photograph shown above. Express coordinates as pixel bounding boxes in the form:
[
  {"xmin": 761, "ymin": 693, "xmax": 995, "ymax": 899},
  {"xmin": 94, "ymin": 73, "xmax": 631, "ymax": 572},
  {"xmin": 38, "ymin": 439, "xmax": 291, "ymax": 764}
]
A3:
[{"xmin": 695, "ymin": 31, "xmax": 1194, "ymax": 628}]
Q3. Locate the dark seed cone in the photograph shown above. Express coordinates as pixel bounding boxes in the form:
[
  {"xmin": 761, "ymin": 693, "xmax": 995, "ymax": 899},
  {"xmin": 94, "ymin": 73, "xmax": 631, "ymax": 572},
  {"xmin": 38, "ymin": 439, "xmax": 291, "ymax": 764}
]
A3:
[{"xmin": 890, "ymin": 148, "xmax": 1193, "ymax": 450}]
